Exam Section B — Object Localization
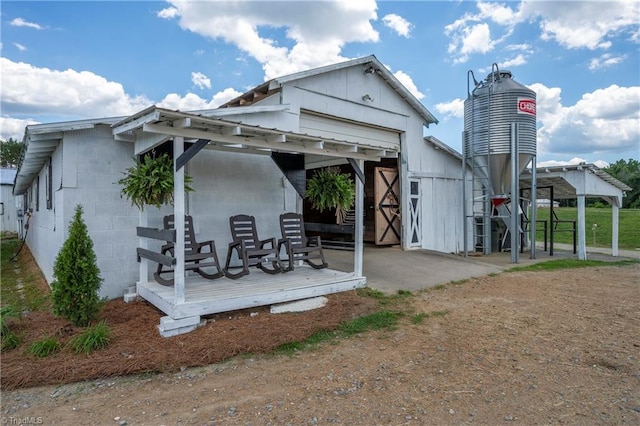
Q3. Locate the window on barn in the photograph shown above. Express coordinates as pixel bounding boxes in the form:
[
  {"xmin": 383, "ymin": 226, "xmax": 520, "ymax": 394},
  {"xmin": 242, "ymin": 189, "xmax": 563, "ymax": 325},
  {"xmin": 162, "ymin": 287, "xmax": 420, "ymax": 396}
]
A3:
[
  {"xmin": 35, "ymin": 176, "xmax": 40, "ymax": 211},
  {"xmin": 46, "ymin": 158, "xmax": 53, "ymax": 210}
]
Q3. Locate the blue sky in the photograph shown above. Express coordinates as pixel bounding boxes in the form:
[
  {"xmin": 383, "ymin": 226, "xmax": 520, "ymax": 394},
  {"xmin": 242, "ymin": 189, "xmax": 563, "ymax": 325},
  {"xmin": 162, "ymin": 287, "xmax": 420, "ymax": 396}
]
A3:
[{"xmin": 1, "ymin": 0, "xmax": 639, "ymax": 167}]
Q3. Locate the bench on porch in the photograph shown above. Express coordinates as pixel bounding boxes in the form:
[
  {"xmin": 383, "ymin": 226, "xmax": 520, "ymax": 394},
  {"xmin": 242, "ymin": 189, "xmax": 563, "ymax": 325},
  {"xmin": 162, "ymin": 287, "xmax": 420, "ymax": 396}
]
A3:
[{"xmin": 137, "ymin": 215, "xmax": 224, "ymax": 286}]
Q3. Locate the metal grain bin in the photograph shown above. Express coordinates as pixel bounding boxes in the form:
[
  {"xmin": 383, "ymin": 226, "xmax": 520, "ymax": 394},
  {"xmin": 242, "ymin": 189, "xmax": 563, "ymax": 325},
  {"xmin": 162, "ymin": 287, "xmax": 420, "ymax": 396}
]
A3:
[{"xmin": 463, "ymin": 69, "xmax": 536, "ymax": 197}]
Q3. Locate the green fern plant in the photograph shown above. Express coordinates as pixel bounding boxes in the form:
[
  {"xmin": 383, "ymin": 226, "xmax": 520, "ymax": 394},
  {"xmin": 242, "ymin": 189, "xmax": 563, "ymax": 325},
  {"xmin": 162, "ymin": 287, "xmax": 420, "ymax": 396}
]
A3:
[
  {"xmin": 306, "ymin": 167, "xmax": 355, "ymax": 224},
  {"xmin": 118, "ymin": 152, "xmax": 193, "ymax": 210}
]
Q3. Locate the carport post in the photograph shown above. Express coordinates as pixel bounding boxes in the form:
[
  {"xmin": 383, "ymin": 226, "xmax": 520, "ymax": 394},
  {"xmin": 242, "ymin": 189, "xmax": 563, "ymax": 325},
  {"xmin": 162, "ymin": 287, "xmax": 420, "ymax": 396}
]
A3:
[
  {"xmin": 612, "ymin": 203, "xmax": 619, "ymax": 257},
  {"xmin": 577, "ymin": 194, "xmax": 587, "ymax": 260}
]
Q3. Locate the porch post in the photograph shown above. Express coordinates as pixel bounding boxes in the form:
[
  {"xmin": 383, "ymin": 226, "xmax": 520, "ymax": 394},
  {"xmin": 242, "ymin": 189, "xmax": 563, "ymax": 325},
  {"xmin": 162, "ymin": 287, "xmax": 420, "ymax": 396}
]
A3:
[
  {"xmin": 138, "ymin": 208, "xmax": 148, "ymax": 285},
  {"xmin": 174, "ymin": 136, "xmax": 186, "ymax": 304},
  {"xmin": 577, "ymin": 194, "xmax": 587, "ymax": 260},
  {"xmin": 354, "ymin": 159, "xmax": 365, "ymax": 277}
]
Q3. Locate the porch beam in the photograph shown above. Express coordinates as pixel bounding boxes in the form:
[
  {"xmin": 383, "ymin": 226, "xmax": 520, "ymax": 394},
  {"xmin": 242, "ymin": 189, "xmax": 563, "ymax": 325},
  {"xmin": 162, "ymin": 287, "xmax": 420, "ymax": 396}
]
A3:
[
  {"xmin": 112, "ymin": 110, "xmax": 161, "ymax": 135},
  {"xmin": 134, "ymin": 132, "xmax": 171, "ymax": 156},
  {"xmin": 347, "ymin": 158, "xmax": 365, "ymax": 184},
  {"xmin": 223, "ymin": 126, "xmax": 241, "ymax": 136},
  {"xmin": 176, "ymin": 138, "xmax": 209, "ymax": 171},
  {"xmin": 142, "ymin": 122, "xmax": 386, "ymax": 161}
]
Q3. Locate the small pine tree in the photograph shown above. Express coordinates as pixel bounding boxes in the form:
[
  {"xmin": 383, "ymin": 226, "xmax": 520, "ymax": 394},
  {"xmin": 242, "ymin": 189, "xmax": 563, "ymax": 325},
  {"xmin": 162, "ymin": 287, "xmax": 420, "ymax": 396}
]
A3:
[{"xmin": 51, "ymin": 204, "xmax": 103, "ymax": 326}]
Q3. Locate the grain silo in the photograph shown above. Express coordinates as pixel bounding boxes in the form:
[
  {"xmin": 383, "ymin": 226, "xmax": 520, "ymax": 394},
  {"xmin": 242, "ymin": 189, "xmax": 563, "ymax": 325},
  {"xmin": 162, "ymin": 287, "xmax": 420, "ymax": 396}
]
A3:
[{"xmin": 462, "ymin": 64, "xmax": 537, "ymax": 261}]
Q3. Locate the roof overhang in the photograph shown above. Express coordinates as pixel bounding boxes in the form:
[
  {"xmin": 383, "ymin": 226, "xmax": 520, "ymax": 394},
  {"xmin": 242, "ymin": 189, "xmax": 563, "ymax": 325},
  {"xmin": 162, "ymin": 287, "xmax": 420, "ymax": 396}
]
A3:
[
  {"xmin": 520, "ymin": 164, "xmax": 631, "ymax": 206},
  {"xmin": 14, "ymin": 117, "xmax": 123, "ymax": 194},
  {"xmin": 223, "ymin": 55, "xmax": 439, "ymax": 128},
  {"xmin": 112, "ymin": 106, "xmax": 399, "ymax": 162}
]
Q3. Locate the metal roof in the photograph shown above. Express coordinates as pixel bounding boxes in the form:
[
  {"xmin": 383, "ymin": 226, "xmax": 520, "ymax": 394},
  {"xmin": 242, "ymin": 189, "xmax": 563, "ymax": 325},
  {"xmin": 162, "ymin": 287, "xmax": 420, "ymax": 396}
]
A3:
[
  {"xmin": 520, "ymin": 163, "xmax": 631, "ymax": 203},
  {"xmin": 221, "ymin": 55, "xmax": 439, "ymax": 127},
  {"xmin": 112, "ymin": 106, "xmax": 400, "ymax": 161}
]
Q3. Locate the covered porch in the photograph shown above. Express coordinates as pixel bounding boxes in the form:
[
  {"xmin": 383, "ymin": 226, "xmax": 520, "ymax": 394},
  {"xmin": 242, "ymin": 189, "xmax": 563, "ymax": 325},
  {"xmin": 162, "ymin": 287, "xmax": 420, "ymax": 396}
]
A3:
[
  {"xmin": 112, "ymin": 106, "xmax": 397, "ymax": 336},
  {"xmin": 136, "ymin": 265, "xmax": 364, "ymax": 321}
]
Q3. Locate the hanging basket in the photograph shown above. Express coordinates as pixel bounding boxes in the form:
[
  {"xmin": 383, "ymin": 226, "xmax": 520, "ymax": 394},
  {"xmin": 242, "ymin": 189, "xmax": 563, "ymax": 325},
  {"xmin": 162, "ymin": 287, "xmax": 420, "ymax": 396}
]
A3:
[
  {"xmin": 117, "ymin": 152, "xmax": 193, "ymax": 210},
  {"xmin": 305, "ymin": 167, "xmax": 355, "ymax": 224}
]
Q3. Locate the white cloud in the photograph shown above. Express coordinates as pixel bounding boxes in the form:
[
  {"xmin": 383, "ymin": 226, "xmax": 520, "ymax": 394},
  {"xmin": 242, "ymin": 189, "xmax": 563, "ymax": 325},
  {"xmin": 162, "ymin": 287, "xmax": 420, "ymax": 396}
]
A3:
[
  {"xmin": 157, "ymin": 87, "xmax": 242, "ymax": 111},
  {"xmin": 0, "ymin": 58, "xmax": 152, "ymax": 118},
  {"xmin": 0, "ymin": 58, "xmax": 244, "ymax": 141},
  {"xmin": 523, "ymin": 0, "xmax": 639, "ymax": 50},
  {"xmin": 159, "ymin": 0, "xmax": 379, "ymax": 80},
  {"xmin": 0, "ymin": 116, "xmax": 39, "ymax": 141},
  {"xmin": 537, "ymin": 157, "xmax": 610, "ymax": 169},
  {"xmin": 393, "ymin": 70, "xmax": 423, "ymax": 100},
  {"xmin": 434, "ymin": 99, "xmax": 465, "ymax": 118},
  {"xmin": 13, "ymin": 43, "xmax": 27, "ymax": 52},
  {"xmin": 588, "ymin": 53, "xmax": 628, "ymax": 71},
  {"xmin": 499, "ymin": 53, "xmax": 527, "ymax": 68},
  {"xmin": 444, "ymin": 1, "xmax": 524, "ymax": 64},
  {"xmin": 447, "ymin": 22, "xmax": 493, "ymax": 64},
  {"xmin": 382, "ymin": 14, "xmax": 413, "ymax": 37},
  {"xmin": 191, "ymin": 72, "xmax": 211, "ymax": 90},
  {"xmin": 211, "ymin": 87, "xmax": 243, "ymax": 106},
  {"xmin": 531, "ymin": 82, "xmax": 640, "ymax": 156},
  {"xmin": 10, "ymin": 17, "xmax": 44, "ymax": 30},
  {"xmin": 444, "ymin": 1, "xmax": 639, "ymax": 64}
]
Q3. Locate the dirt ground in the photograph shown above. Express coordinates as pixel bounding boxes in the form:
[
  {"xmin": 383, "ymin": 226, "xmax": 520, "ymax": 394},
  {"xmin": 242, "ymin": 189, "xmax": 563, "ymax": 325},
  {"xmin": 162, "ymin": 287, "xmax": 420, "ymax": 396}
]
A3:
[{"xmin": 1, "ymin": 248, "xmax": 639, "ymax": 425}]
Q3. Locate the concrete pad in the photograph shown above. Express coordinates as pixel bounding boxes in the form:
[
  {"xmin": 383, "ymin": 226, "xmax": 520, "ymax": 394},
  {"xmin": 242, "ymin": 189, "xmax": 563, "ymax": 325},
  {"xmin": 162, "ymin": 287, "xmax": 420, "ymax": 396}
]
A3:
[
  {"xmin": 325, "ymin": 246, "xmax": 504, "ymax": 294},
  {"xmin": 271, "ymin": 296, "xmax": 328, "ymax": 314},
  {"xmin": 158, "ymin": 315, "xmax": 203, "ymax": 338}
]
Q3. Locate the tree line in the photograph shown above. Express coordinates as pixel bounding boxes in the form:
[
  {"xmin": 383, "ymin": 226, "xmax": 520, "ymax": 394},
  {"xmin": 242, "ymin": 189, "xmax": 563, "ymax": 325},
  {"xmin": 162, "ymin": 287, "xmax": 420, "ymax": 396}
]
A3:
[{"xmin": 1, "ymin": 138, "xmax": 638, "ymax": 208}]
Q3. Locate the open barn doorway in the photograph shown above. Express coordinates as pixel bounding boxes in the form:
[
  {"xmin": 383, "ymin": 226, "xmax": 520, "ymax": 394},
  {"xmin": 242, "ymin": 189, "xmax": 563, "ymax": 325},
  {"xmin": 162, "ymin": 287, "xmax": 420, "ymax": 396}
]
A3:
[{"xmin": 303, "ymin": 158, "xmax": 400, "ymax": 249}]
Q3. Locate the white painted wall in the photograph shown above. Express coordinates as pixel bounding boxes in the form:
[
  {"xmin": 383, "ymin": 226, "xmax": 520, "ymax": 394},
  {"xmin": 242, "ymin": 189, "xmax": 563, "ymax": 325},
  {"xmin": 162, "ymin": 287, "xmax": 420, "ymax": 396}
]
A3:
[
  {"xmin": 1, "ymin": 184, "xmax": 18, "ymax": 233},
  {"xmin": 408, "ymin": 142, "xmax": 466, "ymax": 253},
  {"xmin": 25, "ymin": 125, "xmax": 142, "ymax": 300}
]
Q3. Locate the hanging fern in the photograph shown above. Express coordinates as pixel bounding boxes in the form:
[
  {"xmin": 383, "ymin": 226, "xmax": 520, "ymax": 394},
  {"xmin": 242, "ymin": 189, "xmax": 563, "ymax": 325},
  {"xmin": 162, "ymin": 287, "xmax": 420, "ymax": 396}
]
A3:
[
  {"xmin": 117, "ymin": 152, "xmax": 193, "ymax": 210},
  {"xmin": 306, "ymin": 167, "xmax": 355, "ymax": 215}
]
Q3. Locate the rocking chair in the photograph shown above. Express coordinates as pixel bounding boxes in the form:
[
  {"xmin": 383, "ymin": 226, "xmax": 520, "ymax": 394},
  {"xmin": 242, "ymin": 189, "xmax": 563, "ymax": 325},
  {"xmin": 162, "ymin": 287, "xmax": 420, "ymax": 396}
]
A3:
[
  {"xmin": 154, "ymin": 215, "xmax": 224, "ymax": 286},
  {"xmin": 224, "ymin": 214, "xmax": 283, "ymax": 279},
  {"xmin": 278, "ymin": 212, "xmax": 328, "ymax": 271}
]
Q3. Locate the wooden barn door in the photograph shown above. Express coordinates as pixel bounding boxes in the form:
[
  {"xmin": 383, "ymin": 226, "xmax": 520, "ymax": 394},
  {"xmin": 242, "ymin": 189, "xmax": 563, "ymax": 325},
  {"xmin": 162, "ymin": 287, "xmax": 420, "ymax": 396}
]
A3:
[{"xmin": 374, "ymin": 167, "xmax": 401, "ymax": 245}]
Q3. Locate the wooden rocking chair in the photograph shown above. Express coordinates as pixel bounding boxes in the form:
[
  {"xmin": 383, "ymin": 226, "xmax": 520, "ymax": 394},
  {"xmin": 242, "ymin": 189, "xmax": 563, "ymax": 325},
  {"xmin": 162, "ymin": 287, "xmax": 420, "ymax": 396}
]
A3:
[
  {"xmin": 278, "ymin": 212, "xmax": 328, "ymax": 272},
  {"xmin": 224, "ymin": 214, "xmax": 283, "ymax": 279},
  {"xmin": 154, "ymin": 215, "xmax": 224, "ymax": 286}
]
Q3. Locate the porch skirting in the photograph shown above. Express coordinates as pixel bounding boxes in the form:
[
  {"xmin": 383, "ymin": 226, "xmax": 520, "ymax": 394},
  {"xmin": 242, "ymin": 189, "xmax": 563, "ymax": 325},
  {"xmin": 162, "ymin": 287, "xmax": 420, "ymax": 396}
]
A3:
[{"xmin": 136, "ymin": 265, "xmax": 366, "ymax": 319}]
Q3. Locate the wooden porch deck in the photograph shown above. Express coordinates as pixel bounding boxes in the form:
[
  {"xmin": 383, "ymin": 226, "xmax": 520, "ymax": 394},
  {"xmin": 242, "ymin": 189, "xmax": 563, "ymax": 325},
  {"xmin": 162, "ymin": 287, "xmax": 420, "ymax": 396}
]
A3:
[{"xmin": 136, "ymin": 265, "xmax": 366, "ymax": 320}]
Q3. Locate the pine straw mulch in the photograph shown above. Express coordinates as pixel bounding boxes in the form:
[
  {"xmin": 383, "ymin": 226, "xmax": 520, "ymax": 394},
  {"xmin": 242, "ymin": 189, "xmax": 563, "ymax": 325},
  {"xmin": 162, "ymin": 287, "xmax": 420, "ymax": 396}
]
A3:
[{"xmin": 1, "ymin": 248, "xmax": 379, "ymax": 391}]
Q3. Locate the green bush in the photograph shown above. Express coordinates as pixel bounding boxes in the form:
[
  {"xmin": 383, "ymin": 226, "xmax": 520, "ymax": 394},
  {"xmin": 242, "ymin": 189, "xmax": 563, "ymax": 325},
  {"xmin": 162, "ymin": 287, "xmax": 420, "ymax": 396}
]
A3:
[
  {"xmin": 68, "ymin": 321, "xmax": 112, "ymax": 354},
  {"xmin": 28, "ymin": 337, "xmax": 60, "ymax": 357},
  {"xmin": 51, "ymin": 205, "xmax": 103, "ymax": 327}
]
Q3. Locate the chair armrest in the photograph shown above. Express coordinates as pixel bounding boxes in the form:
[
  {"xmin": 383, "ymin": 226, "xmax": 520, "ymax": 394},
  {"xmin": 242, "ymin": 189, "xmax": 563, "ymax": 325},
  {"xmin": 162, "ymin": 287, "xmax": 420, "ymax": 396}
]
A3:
[
  {"xmin": 309, "ymin": 236, "xmax": 322, "ymax": 247},
  {"xmin": 196, "ymin": 240, "xmax": 215, "ymax": 253},
  {"xmin": 258, "ymin": 238, "xmax": 277, "ymax": 249}
]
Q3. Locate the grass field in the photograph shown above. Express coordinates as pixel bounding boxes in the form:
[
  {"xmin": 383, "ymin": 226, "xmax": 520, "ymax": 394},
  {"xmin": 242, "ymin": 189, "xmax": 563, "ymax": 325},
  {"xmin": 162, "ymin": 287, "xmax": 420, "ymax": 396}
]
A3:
[{"xmin": 533, "ymin": 207, "xmax": 640, "ymax": 250}]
